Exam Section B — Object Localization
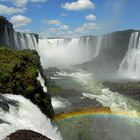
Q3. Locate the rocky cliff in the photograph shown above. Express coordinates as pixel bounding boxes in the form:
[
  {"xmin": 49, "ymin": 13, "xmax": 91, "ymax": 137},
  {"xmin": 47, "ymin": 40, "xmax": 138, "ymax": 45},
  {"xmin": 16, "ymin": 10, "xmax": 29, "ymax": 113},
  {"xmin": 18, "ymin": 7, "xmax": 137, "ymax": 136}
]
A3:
[
  {"xmin": 6, "ymin": 130, "xmax": 51, "ymax": 140},
  {"xmin": 0, "ymin": 16, "xmax": 38, "ymax": 50},
  {"xmin": 77, "ymin": 30, "xmax": 140, "ymax": 79},
  {"xmin": 0, "ymin": 47, "xmax": 54, "ymax": 118}
]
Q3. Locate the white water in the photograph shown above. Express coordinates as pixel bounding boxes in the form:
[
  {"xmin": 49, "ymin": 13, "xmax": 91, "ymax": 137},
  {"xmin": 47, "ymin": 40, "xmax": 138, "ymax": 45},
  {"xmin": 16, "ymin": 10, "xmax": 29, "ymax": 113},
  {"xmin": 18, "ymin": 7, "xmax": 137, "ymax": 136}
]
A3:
[
  {"xmin": 4, "ymin": 26, "xmax": 10, "ymax": 46},
  {"xmin": 14, "ymin": 32, "xmax": 20, "ymax": 49},
  {"xmin": 94, "ymin": 36, "xmax": 102, "ymax": 57},
  {"xmin": 36, "ymin": 34, "xmax": 115, "ymax": 69},
  {"xmin": 13, "ymin": 32, "xmax": 37, "ymax": 50},
  {"xmin": 37, "ymin": 38, "xmax": 94, "ymax": 68},
  {"xmin": 52, "ymin": 97, "xmax": 71, "ymax": 109},
  {"xmin": 0, "ymin": 94, "xmax": 62, "ymax": 140},
  {"xmin": 25, "ymin": 34, "xmax": 36, "ymax": 50},
  {"xmin": 119, "ymin": 32, "xmax": 140, "ymax": 79},
  {"xmin": 37, "ymin": 72, "xmax": 47, "ymax": 92},
  {"xmin": 57, "ymin": 70, "xmax": 140, "ymax": 115},
  {"xmin": 4, "ymin": 25, "xmax": 38, "ymax": 50}
]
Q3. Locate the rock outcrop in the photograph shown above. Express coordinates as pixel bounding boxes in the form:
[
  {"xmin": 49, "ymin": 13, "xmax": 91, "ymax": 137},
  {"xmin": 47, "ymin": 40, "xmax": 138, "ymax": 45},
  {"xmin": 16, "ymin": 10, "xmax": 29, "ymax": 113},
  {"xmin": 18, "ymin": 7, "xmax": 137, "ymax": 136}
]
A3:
[
  {"xmin": 0, "ymin": 47, "xmax": 54, "ymax": 118},
  {"xmin": 6, "ymin": 130, "xmax": 51, "ymax": 140},
  {"xmin": 0, "ymin": 16, "xmax": 38, "ymax": 50},
  {"xmin": 77, "ymin": 30, "xmax": 140, "ymax": 79}
]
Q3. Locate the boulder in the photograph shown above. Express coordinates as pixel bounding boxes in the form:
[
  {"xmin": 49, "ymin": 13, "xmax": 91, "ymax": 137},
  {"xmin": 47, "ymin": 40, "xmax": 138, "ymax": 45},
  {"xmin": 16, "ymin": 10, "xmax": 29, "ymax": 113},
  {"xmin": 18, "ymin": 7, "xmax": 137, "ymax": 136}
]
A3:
[{"xmin": 6, "ymin": 130, "xmax": 51, "ymax": 140}]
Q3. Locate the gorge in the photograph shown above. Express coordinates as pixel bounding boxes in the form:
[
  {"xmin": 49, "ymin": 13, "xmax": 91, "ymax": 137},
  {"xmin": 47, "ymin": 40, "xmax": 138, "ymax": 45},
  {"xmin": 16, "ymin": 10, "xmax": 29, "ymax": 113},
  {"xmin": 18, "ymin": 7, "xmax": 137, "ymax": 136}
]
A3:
[{"xmin": 2, "ymin": 15, "xmax": 140, "ymax": 80}]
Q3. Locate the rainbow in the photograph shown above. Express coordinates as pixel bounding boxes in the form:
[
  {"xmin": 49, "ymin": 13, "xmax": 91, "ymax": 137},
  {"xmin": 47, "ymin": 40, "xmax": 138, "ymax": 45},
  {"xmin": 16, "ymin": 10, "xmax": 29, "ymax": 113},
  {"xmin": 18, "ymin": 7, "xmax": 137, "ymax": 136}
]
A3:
[{"xmin": 53, "ymin": 107, "xmax": 140, "ymax": 122}]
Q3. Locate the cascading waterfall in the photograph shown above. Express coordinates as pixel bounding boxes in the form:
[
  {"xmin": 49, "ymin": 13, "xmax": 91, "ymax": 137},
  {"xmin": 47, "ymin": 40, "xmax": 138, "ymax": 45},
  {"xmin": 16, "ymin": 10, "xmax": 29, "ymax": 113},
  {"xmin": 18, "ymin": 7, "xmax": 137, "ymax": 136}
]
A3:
[
  {"xmin": 4, "ymin": 26, "xmax": 10, "ymax": 46},
  {"xmin": 37, "ymin": 38, "xmax": 94, "ymax": 68},
  {"xmin": 118, "ymin": 32, "xmax": 140, "ymax": 79},
  {"xmin": 25, "ymin": 34, "xmax": 37, "ymax": 49},
  {"xmin": 94, "ymin": 36, "xmax": 103, "ymax": 57},
  {"xmin": 4, "ymin": 26, "xmax": 37, "ymax": 50},
  {"xmin": 20, "ymin": 33, "xmax": 27, "ymax": 49},
  {"xmin": 37, "ymin": 72, "xmax": 47, "ymax": 92},
  {"xmin": 37, "ymin": 34, "xmax": 115, "ymax": 68},
  {"xmin": 0, "ymin": 94, "xmax": 62, "ymax": 140},
  {"xmin": 32, "ymin": 34, "xmax": 38, "ymax": 50},
  {"xmin": 14, "ymin": 32, "xmax": 20, "ymax": 49},
  {"xmin": 13, "ymin": 32, "xmax": 38, "ymax": 50}
]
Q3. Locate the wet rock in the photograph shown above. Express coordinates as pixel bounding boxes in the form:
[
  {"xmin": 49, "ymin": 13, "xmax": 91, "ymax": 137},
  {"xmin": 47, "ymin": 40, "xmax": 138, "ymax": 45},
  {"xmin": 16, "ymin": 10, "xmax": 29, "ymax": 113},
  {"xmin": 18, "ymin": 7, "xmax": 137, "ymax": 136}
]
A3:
[
  {"xmin": 0, "ymin": 16, "xmax": 38, "ymax": 49},
  {"xmin": 6, "ymin": 130, "xmax": 51, "ymax": 140},
  {"xmin": 80, "ymin": 97, "xmax": 102, "ymax": 108},
  {"xmin": 0, "ymin": 101, "xmax": 9, "ymax": 111},
  {"xmin": 43, "ymin": 67, "xmax": 60, "ymax": 77},
  {"xmin": 76, "ymin": 30, "xmax": 140, "ymax": 79},
  {"xmin": 103, "ymin": 81, "xmax": 140, "ymax": 101}
]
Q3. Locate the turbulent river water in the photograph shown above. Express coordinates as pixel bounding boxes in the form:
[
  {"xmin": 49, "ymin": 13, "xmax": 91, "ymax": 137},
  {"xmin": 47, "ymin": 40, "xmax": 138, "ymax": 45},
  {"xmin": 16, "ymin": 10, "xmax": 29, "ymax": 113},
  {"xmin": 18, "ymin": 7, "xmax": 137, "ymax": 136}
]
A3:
[{"xmin": 52, "ymin": 69, "xmax": 140, "ymax": 140}]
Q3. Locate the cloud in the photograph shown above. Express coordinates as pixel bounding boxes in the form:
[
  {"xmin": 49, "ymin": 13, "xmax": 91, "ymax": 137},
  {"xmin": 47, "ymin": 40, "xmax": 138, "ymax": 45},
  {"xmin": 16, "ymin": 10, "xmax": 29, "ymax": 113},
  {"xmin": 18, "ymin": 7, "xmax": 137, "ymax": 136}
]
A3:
[
  {"xmin": 11, "ymin": 0, "xmax": 28, "ymax": 7},
  {"xmin": 48, "ymin": 28, "xmax": 57, "ymax": 31},
  {"xmin": 15, "ymin": 28, "xmax": 32, "ymax": 33},
  {"xmin": 47, "ymin": 19, "xmax": 62, "ymax": 25},
  {"xmin": 0, "ymin": 4, "xmax": 26, "ymax": 15},
  {"xmin": 60, "ymin": 13, "xmax": 68, "ymax": 17},
  {"xmin": 41, "ymin": 24, "xmax": 70, "ymax": 38},
  {"xmin": 0, "ymin": 0, "xmax": 49, "ymax": 7},
  {"xmin": 31, "ymin": 0, "xmax": 48, "ymax": 3},
  {"xmin": 75, "ymin": 22, "xmax": 99, "ymax": 32},
  {"xmin": 10, "ymin": 15, "xmax": 32, "ymax": 28},
  {"xmin": 48, "ymin": 25, "xmax": 69, "ymax": 31},
  {"xmin": 40, "ymin": 29, "xmax": 73, "ymax": 38},
  {"xmin": 58, "ymin": 25, "xmax": 69, "ymax": 30},
  {"xmin": 61, "ymin": 0, "xmax": 95, "ymax": 11},
  {"xmin": 85, "ymin": 14, "xmax": 96, "ymax": 21}
]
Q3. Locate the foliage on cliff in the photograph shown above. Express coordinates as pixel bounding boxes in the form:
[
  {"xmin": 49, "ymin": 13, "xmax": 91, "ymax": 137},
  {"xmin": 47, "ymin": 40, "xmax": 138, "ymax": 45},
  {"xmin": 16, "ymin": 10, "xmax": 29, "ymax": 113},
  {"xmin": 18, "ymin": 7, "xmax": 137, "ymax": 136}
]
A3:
[{"xmin": 0, "ymin": 47, "xmax": 54, "ymax": 118}]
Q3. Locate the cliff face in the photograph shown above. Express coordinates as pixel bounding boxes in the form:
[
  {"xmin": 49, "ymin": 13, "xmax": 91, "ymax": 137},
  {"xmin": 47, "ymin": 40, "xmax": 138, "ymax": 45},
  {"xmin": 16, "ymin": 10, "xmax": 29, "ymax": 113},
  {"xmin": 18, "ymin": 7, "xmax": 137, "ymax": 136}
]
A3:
[
  {"xmin": 0, "ymin": 47, "xmax": 54, "ymax": 118},
  {"xmin": 0, "ymin": 16, "xmax": 38, "ymax": 50},
  {"xmin": 0, "ymin": 17, "xmax": 55, "ymax": 118},
  {"xmin": 77, "ymin": 30, "xmax": 140, "ymax": 79},
  {"xmin": 0, "ymin": 16, "xmax": 15, "ymax": 48}
]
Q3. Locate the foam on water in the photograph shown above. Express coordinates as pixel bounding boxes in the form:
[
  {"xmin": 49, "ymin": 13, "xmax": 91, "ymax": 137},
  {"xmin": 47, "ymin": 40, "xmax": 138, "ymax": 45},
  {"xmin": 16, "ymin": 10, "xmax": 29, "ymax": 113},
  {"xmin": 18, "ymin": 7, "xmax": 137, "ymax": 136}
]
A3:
[
  {"xmin": 0, "ymin": 94, "xmax": 62, "ymax": 140},
  {"xmin": 57, "ymin": 70, "xmax": 140, "ymax": 114},
  {"xmin": 37, "ymin": 38, "xmax": 95, "ymax": 68},
  {"xmin": 52, "ymin": 97, "xmax": 71, "ymax": 109},
  {"xmin": 119, "ymin": 32, "xmax": 140, "ymax": 79},
  {"xmin": 37, "ymin": 72, "xmax": 47, "ymax": 92}
]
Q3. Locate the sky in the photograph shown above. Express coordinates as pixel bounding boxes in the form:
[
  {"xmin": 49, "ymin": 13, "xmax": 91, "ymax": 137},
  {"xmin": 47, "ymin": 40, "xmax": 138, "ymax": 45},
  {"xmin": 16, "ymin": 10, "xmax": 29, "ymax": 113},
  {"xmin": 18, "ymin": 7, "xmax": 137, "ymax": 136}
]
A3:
[{"xmin": 0, "ymin": 0, "xmax": 140, "ymax": 38}]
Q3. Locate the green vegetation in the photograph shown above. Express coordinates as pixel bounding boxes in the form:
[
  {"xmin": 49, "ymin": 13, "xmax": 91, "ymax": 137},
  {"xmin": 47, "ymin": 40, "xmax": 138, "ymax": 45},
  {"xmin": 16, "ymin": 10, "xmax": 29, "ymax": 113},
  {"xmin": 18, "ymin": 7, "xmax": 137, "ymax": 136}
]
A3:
[
  {"xmin": 0, "ymin": 47, "xmax": 54, "ymax": 118},
  {"xmin": 48, "ymin": 85, "xmax": 64, "ymax": 95}
]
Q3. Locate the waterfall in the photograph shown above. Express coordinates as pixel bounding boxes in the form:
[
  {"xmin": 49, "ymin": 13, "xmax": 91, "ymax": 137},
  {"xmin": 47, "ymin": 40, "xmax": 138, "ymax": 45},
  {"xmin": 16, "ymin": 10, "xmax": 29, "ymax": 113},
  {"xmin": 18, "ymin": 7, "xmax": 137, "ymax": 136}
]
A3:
[
  {"xmin": 37, "ymin": 72, "xmax": 47, "ymax": 92},
  {"xmin": 118, "ymin": 32, "xmax": 140, "ymax": 79},
  {"xmin": 4, "ymin": 26, "xmax": 10, "ymax": 46},
  {"xmin": 14, "ymin": 32, "xmax": 20, "ymax": 49},
  {"xmin": 20, "ymin": 33, "xmax": 27, "ymax": 49},
  {"xmin": 13, "ymin": 32, "xmax": 38, "ymax": 50},
  {"xmin": 94, "ymin": 36, "xmax": 103, "ymax": 57},
  {"xmin": 0, "ymin": 94, "xmax": 62, "ymax": 140},
  {"xmin": 37, "ymin": 34, "xmax": 116, "ymax": 68},
  {"xmin": 37, "ymin": 38, "xmax": 94, "ymax": 68},
  {"xmin": 32, "ymin": 34, "xmax": 38, "ymax": 50}
]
